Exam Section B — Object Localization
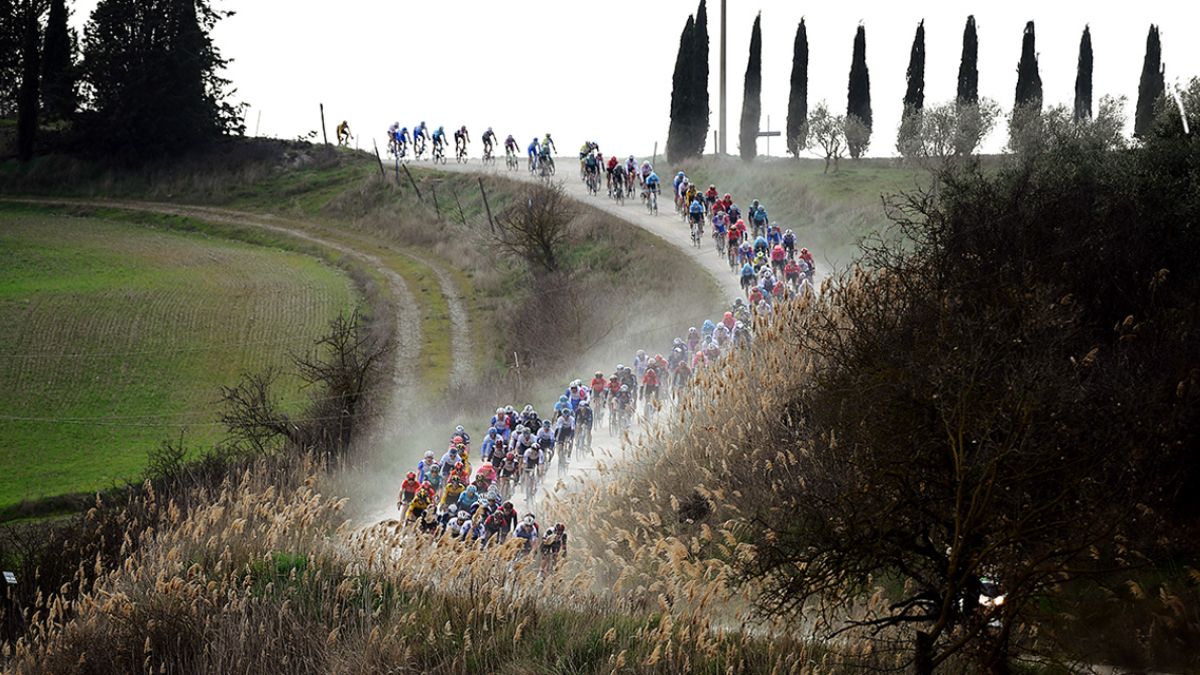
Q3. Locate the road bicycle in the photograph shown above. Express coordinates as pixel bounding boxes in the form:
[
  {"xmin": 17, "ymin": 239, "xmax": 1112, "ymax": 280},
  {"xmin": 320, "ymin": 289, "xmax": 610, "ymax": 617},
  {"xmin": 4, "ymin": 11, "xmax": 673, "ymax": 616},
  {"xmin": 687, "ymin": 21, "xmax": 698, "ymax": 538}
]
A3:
[
  {"xmin": 456, "ymin": 143, "xmax": 469, "ymax": 163},
  {"xmin": 506, "ymin": 149, "xmax": 519, "ymax": 171},
  {"xmin": 538, "ymin": 155, "xmax": 556, "ymax": 178},
  {"xmin": 585, "ymin": 169, "xmax": 600, "ymax": 195},
  {"xmin": 433, "ymin": 142, "xmax": 448, "ymax": 165},
  {"xmin": 645, "ymin": 187, "xmax": 659, "ymax": 216},
  {"xmin": 611, "ymin": 178, "xmax": 625, "ymax": 205},
  {"xmin": 690, "ymin": 216, "xmax": 704, "ymax": 248},
  {"xmin": 413, "ymin": 136, "xmax": 427, "ymax": 160}
]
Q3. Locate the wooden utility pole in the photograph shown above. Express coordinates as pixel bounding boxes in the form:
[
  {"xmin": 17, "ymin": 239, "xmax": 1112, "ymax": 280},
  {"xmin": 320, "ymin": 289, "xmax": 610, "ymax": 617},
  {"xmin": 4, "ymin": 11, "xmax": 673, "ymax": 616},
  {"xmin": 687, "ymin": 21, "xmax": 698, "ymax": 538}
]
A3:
[
  {"xmin": 479, "ymin": 177, "xmax": 496, "ymax": 233},
  {"xmin": 319, "ymin": 103, "xmax": 328, "ymax": 145},
  {"xmin": 719, "ymin": 0, "xmax": 727, "ymax": 155}
]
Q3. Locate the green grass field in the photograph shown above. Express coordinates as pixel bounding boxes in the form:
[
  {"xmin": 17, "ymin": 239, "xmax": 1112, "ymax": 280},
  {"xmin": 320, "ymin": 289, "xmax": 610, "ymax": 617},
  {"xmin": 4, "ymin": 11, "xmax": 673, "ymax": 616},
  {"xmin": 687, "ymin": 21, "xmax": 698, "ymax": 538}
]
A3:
[
  {"xmin": 665, "ymin": 156, "xmax": 928, "ymax": 268},
  {"xmin": 0, "ymin": 205, "xmax": 356, "ymax": 514}
]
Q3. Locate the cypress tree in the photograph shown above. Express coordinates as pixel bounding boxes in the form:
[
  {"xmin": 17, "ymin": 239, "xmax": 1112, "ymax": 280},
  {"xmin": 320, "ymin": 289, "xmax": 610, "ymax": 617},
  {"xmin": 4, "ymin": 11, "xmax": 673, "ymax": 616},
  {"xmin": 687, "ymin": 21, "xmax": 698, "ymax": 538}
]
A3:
[
  {"xmin": 1074, "ymin": 26, "xmax": 1093, "ymax": 121},
  {"xmin": 0, "ymin": 0, "xmax": 22, "ymax": 117},
  {"xmin": 1014, "ymin": 21, "xmax": 1042, "ymax": 110},
  {"xmin": 957, "ymin": 15, "xmax": 978, "ymax": 106},
  {"xmin": 738, "ymin": 13, "xmax": 762, "ymax": 161},
  {"xmin": 897, "ymin": 20, "xmax": 925, "ymax": 156},
  {"xmin": 903, "ymin": 20, "xmax": 926, "ymax": 113},
  {"xmin": 785, "ymin": 18, "xmax": 808, "ymax": 157},
  {"xmin": 666, "ymin": 14, "xmax": 696, "ymax": 163},
  {"xmin": 16, "ymin": 1, "xmax": 40, "ymax": 162},
  {"xmin": 1134, "ymin": 24, "xmax": 1164, "ymax": 138},
  {"xmin": 846, "ymin": 24, "xmax": 872, "ymax": 159},
  {"xmin": 41, "ymin": 0, "xmax": 77, "ymax": 121},
  {"xmin": 690, "ymin": 0, "xmax": 710, "ymax": 156}
]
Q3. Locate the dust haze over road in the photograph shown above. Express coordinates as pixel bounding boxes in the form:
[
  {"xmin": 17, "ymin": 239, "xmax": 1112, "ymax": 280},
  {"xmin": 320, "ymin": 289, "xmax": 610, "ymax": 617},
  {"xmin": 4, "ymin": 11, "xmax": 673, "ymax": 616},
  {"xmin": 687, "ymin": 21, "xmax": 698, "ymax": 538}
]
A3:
[{"xmin": 355, "ymin": 155, "xmax": 743, "ymax": 524}]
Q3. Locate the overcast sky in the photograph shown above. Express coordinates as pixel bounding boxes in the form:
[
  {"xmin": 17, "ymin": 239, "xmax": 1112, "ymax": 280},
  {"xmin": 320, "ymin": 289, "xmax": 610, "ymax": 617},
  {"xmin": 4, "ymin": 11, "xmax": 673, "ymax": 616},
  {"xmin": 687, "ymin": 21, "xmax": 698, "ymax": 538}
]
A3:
[{"xmin": 71, "ymin": 0, "xmax": 1200, "ymax": 157}]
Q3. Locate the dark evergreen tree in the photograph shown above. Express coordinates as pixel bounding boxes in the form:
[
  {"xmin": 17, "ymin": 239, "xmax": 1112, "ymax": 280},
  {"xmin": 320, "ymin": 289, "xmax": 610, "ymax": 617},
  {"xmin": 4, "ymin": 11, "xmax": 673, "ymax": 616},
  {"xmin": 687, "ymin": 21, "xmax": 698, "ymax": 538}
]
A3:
[
  {"xmin": 957, "ymin": 15, "xmax": 978, "ymax": 106},
  {"xmin": 690, "ymin": 0, "xmax": 710, "ymax": 156},
  {"xmin": 846, "ymin": 24, "xmax": 872, "ymax": 158},
  {"xmin": 1014, "ymin": 21, "xmax": 1042, "ymax": 110},
  {"xmin": 1135, "ymin": 24, "xmax": 1164, "ymax": 138},
  {"xmin": 903, "ymin": 20, "xmax": 926, "ymax": 113},
  {"xmin": 16, "ymin": 0, "xmax": 40, "ymax": 162},
  {"xmin": 0, "ymin": 0, "xmax": 22, "ymax": 117},
  {"xmin": 786, "ymin": 18, "xmax": 808, "ymax": 157},
  {"xmin": 41, "ymin": 0, "xmax": 76, "ymax": 121},
  {"xmin": 81, "ymin": 0, "xmax": 243, "ymax": 159},
  {"xmin": 1074, "ymin": 26, "xmax": 1093, "ymax": 121},
  {"xmin": 738, "ymin": 13, "xmax": 762, "ymax": 161},
  {"xmin": 666, "ymin": 14, "xmax": 696, "ymax": 163}
]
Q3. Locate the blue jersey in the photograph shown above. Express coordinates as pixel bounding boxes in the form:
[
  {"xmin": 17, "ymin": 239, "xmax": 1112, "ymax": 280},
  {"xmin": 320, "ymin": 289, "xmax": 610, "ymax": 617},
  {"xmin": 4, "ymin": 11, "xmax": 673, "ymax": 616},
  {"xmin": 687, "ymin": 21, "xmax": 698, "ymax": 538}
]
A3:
[
  {"xmin": 414, "ymin": 124, "xmax": 427, "ymax": 139},
  {"xmin": 741, "ymin": 263, "xmax": 755, "ymax": 278},
  {"xmin": 689, "ymin": 199, "xmax": 704, "ymax": 214},
  {"xmin": 646, "ymin": 175, "xmax": 660, "ymax": 189},
  {"xmin": 528, "ymin": 140, "xmax": 539, "ymax": 155},
  {"xmin": 433, "ymin": 130, "xmax": 446, "ymax": 143}
]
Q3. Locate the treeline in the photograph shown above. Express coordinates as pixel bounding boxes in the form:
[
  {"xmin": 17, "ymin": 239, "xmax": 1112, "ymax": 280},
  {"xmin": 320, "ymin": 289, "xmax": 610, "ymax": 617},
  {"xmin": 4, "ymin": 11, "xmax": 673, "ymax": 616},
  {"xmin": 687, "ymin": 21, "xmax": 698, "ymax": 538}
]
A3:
[
  {"xmin": 0, "ymin": 0, "xmax": 243, "ymax": 162},
  {"xmin": 667, "ymin": 13, "xmax": 1173, "ymax": 165}
]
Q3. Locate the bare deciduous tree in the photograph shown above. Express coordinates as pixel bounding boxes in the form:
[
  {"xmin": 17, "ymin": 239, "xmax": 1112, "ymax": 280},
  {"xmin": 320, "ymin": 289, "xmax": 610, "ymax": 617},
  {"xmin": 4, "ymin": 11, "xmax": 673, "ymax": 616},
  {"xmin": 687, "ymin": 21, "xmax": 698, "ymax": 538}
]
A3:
[{"xmin": 493, "ymin": 181, "xmax": 575, "ymax": 274}]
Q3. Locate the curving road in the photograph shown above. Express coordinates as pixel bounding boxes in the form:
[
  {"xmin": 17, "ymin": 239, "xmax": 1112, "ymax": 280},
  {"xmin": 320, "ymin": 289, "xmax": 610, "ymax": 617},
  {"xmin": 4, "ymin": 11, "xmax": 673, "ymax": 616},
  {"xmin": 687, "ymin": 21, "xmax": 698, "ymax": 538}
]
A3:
[{"xmin": 431, "ymin": 158, "xmax": 743, "ymax": 300}]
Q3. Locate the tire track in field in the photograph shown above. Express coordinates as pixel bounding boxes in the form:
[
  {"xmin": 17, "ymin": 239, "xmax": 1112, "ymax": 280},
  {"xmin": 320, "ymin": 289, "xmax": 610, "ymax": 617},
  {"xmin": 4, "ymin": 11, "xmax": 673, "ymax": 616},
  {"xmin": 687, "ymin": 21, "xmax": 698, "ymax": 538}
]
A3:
[
  {"xmin": 2, "ymin": 198, "xmax": 423, "ymax": 421},
  {"xmin": 401, "ymin": 254, "xmax": 473, "ymax": 390}
]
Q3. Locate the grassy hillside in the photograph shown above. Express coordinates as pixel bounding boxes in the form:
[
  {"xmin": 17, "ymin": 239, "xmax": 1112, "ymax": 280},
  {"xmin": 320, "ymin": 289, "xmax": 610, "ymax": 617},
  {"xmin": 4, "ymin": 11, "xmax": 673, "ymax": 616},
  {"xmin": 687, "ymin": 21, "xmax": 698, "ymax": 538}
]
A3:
[
  {"xmin": 0, "ymin": 204, "xmax": 356, "ymax": 515},
  {"xmin": 666, "ymin": 156, "xmax": 927, "ymax": 267}
]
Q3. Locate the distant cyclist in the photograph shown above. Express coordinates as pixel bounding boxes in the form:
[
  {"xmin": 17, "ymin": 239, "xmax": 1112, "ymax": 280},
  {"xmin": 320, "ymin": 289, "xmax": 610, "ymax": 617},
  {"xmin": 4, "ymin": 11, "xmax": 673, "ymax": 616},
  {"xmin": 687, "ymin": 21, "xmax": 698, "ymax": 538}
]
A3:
[
  {"xmin": 454, "ymin": 125, "xmax": 470, "ymax": 156},
  {"xmin": 481, "ymin": 127, "xmax": 497, "ymax": 156},
  {"xmin": 432, "ymin": 126, "xmax": 448, "ymax": 157},
  {"xmin": 527, "ymin": 137, "xmax": 541, "ymax": 171},
  {"xmin": 335, "ymin": 120, "xmax": 351, "ymax": 146}
]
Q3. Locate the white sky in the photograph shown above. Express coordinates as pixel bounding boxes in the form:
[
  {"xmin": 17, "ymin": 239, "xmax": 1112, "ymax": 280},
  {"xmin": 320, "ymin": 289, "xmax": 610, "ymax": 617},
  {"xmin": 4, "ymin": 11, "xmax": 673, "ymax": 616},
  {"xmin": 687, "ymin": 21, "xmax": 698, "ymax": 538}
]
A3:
[{"xmin": 71, "ymin": 1, "xmax": 1200, "ymax": 157}]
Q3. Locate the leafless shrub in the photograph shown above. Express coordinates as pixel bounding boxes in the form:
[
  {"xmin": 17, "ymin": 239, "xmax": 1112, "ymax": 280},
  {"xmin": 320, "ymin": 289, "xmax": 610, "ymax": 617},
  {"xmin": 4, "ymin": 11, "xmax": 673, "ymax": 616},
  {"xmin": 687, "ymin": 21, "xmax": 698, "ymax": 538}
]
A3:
[{"xmin": 493, "ymin": 181, "xmax": 575, "ymax": 274}]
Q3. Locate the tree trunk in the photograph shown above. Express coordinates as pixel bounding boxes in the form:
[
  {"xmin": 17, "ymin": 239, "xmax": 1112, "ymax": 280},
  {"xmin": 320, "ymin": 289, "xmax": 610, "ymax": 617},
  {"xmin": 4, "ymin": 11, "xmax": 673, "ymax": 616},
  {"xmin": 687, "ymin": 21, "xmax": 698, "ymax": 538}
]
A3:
[
  {"xmin": 915, "ymin": 631, "xmax": 934, "ymax": 675},
  {"xmin": 16, "ymin": 3, "xmax": 40, "ymax": 163}
]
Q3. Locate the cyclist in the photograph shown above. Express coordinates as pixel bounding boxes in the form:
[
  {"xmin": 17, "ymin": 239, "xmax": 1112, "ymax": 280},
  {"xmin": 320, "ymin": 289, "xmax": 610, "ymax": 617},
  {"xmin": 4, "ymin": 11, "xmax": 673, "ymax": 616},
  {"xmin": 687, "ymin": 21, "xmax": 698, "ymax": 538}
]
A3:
[
  {"xmin": 542, "ymin": 132, "xmax": 557, "ymax": 155},
  {"xmin": 726, "ymin": 220, "xmax": 741, "ymax": 263},
  {"xmin": 688, "ymin": 196, "xmax": 705, "ymax": 237},
  {"xmin": 505, "ymin": 134, "xmax": 519, "ymax": 157},
  {"xmin": 540, "ymin": 523, "xmax": 567, "ymax": 575},
  {"xmin": 527, "ymin": 137, "xmax": 541, "ymax": 171},
  {"xmin": 605, "ymin": 154, "xmax": 619, "ymax": 193},
  {"xmin": 575, "ymin": 402, "xmax": 593, "ymax": 451},
  {"xmin": 583, "ymin": 152, "xmax": 600, "ymax": 190},
  {"xmin": 625, "ymin": 155, "xmax": 638, "ymax": 181},
  {"xmin": 767, "ymin": 223, "xmax": 783, "ymax": 247},
  {"xmin": 406, "ymin": 482, "xmax": 434, "ymax": 522},
  {"xmin": 394, "ymin": 126, "xmax": 410, "ymax": 157},
  {"xmin": 611, "ymin": 161, "xmax": 628, "ymax": 197},
  {"xmin": 481, "ymin": 127, "xmax": 497, "ymax": 156},
  {"xmin": 740, "ymin": 262, "xmax": 756, "ymax": 295},
  {"xmin": 397, "ymin": 471, "xmax": 420, "ymax": 510},
  {"xmin": 704, "ymin": 184, "xmax": 719, "ymax": 211},
  {"xmin": 686, "ymin": 327, "xmax": 700, "ymax": 353},
  {"xmin": 640, "ymin": 160, "xmax": 653, "ymax": 185},
  {"xmin": 417, "ymin": 450, "xmax": 437, "ymax": 482},
  {"xmin": 432, "ymin": 125, "xmax": 448, "ymax": 157},
  {"xmin": 749, "ymin": 199, "xmax": 769, "ymax": 237},
  {"xmin": 771, "ymin": 243, "xmax": 788, "ymax": 277},
  {"xmin": 413, "ymin": 121, "xmax": 429, "ymax": 155},
  {"xmin": 671, "ymin": 360, "xmax": 692, "ymax": 397},
  {"xmin": 539, "ymin": 137, "xmax": 554, "ymax": 172},
  {"xmin": 336, "ymin": 120, "xmax": 351, "ymax": 146},
  {"xmin": 614, "ymin": 384, "xmax": 633, "ymax": 427},
  {"xmin": 799, "ymin": 247, "xmax": 816, "ymax": 277},
  {"xmin": 454, "ymin": 125, "xmax": 470, "ymax": 155},
  {"xmin": 633, "ymin": 350, "xmax": 650, "ymax": 379},
  {"xmin": 644, "ymin": 171, "xmax": 661, "ymax": 201},
  {"xmin": 641, "ymin": 365, "xmax": 660, "ymax": 404},
  {"xmin": 782, "ymin": 228, "xmax": 797, "ymax": 259}
]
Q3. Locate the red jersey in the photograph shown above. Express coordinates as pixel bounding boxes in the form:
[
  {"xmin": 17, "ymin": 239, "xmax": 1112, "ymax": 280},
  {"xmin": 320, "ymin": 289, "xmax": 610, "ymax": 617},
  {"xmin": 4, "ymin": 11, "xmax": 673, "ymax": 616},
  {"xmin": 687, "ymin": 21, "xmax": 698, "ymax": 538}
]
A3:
[
  {"xmin": 607, "ymin": 156, "xmax": 619, "ymax": 170},
  {"xmin": 643, "ymin": 369, "xmax": 659, "ymax": 387},
  {"xmin": 705, "ymin": 187, "xmax": 719, "ymax": 200},
  {"xmin": 590, "ymin": 377, "xmax": 607, "ymax": 393},
  {"xmin": 400, "ymin": 478, "xmax": 420, "ymax": 495}
]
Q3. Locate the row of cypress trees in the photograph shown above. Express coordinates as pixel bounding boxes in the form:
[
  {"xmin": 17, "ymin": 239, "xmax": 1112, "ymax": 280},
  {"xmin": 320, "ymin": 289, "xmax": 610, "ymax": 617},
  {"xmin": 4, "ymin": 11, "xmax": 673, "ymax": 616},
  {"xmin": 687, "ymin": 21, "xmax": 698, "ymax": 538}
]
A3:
[
  {"xmin": 667, "ymin": 13, "xmax": 1172, "ymax": 162},
  {"xmin": 4, "ymin": 0, "xmax": 243, "ymax": 162}
]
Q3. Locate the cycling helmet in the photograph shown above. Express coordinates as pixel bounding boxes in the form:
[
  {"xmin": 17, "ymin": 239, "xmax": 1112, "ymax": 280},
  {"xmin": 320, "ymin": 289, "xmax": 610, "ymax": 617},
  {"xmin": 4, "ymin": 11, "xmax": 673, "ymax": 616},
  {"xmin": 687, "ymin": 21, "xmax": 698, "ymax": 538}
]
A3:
[
  {"xmin": 424, "ymin": 450, "xmax": 434, "ymax": 459},
  {"xmin": 673, "ymin": 337, "xmax": 683, "ymax": 345},
  {"xmin": 420, "ymin": 120, "xmax": 426, "ymax": 126},
  {"xmin": 595, "ymin": 370, "xmax": 603, "ymax": 377},
  {"xmin": 523, "ymin": 404, "xmax": 533, "ymax": 413},
  {"xmin": 453, "ymin": 436, "xmax": 463, "ymax": 445},
  {"xmin": 688, "ymin": 327, "xmax": 698, "ymax": 334},
  {"xmin": 487, "ymin": 126, "xmax": 493, "ymax": 132},
  {"xmin": 559, "ymin": 395, "xmax": 568, "ymax": 403},
  {"xmin": 580, "ymin": 400, "xmax": 589, "ymax": 407},
  {"xmin": 437, "ymin": 125, "xmax": 444, "ymax": 132},
  {"xmin": 449, "ymin": 447, "xmax": 459, "ymax": 455},
  {"xmin": 628, "ymin": 155, "xmax": 635, "ymax": 161},
  {"xmin": 637, "ymin": 349, "xmax": 646, "ymax": 357},
  {"xmin": 460, "ymin": 125, "xmax": 467, "ymax": 132},
  {"xmin": 801, "ymin": 247, "xmax": 809, "ymax": 254},
  {"xmin": 676, "ymin": 171, "xmax": 685, "ymax": 178},
  {"xmin": 495, "ymin": 407, "xmax": 504, "ymax": 415},
  {"xmin": 487, "ymin": 427, "xmax": 497, "ymax": 434},
  {"xmin": 785, "ymin": 228, "xmax": 794, "ymax": 235},
  {"xmin": 616, "ymin": 363, "xmax": 625, "ymax": 370},
  {"xmin": 430, "ymin": 465, "xmax": 440, "ymax": 473},
  {"xmin": 709, "ymin": 184, "xmax": 716, "ymax": 189},
  {"xmin": 455, "ymin": 425, "xmax": 465, "ymax": 434},
  {"xmin": 407, "ymin": 471, "xmax": 416, "ymax": 479},
  {"xmin": 506, "ymin": 452, "xmax": 514, "ymax": 460},
  {"xmin": 724, "ymin": 311, "xmax": 733, "ymax": 320},
  {"xmin": 458, "ymin": 510, "xmax": 469, "ymax": 520},
  {"xmin": 454, "ymin": 462, "xmax": 464, "ymax": 470},
  {"xmin": 724, "ymin": 193, "xmax": 732, "ymax": 200},
  {"xmin": 542, "ymin": 420, "xmax": 551, "ymax": 427},
  {"xmin": 505, "ymin": 405, "xmax": 515, "ymax": 413},
  {"xmin": 524, "ymin": 515, "xmax": 535, "ymax": 525},
  {"xmin": 620, "ymin": 385, "xmax": 629, "ymax": 392}
]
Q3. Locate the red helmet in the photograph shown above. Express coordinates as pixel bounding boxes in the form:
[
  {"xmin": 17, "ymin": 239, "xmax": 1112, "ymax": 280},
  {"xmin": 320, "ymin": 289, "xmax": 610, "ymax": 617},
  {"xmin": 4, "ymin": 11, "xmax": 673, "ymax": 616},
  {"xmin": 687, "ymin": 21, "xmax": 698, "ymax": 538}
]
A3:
[
  {"xmin": 801, "ymin": 247, "xmax": 809, "ymax": 254},
  {"xmin": 506, "ymin": 452, "xmax": 514, "ymax": 460},
  {"xmin": 407, "ymin": 471, "xmax": 416, "ymax": 480},
  {"xmin": 724, "ymin": 193, "xmax": 732, "ymax": 201},
  {"xmin": 455, "ymin": 462, "xmax": 463, "ymax": 469},
  {"xmin": 453, "ymin": 435, "xmax": 463, "ymax": 444}
]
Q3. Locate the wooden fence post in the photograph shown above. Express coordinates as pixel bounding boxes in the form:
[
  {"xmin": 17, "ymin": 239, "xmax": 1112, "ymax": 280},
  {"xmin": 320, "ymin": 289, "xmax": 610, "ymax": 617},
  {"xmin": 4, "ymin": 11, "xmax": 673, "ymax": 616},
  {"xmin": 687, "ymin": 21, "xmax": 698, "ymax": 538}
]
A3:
[
  {"xmin": 401, "ymin": 164, "xmax": 423, "ymax": 201},
  {"xmin": 320, "ymin": 103, "xmax": 328, "ymax": 146},
  {"xmin": 478, "ymin": 177, "xmax": 495, "ymax": 233}
]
